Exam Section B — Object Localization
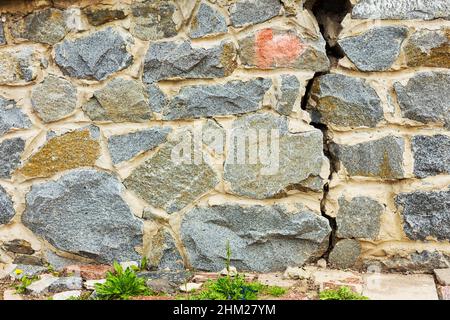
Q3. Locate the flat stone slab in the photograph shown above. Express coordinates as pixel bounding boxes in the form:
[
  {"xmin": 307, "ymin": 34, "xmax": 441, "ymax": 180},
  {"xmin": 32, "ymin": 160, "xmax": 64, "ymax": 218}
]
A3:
[
  {"xmin": 312, "ymin": 270, "xmax": 363, "ymax": 294},
  {"xmin": 434, "ymin": 268, "xmax": 450, "ymax": 286},
  {"xmin": 53, "ymin": 290, "xmax": 82, "ymax": 300},
  {"xmin": 362, "ymin": 274, "xmax": 438, "ymax": 300}
]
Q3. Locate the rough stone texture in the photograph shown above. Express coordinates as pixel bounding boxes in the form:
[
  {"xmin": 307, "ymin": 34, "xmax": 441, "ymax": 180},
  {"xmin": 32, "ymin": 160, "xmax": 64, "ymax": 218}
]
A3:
[
  {"xmin": 329, "ymin": 239, "xmax": 361, "ymax": 269},
  {"xmin": 352, "ymin": 0, "xmax": 450, "ymax": 20},
  {"xmin": 412, "ymin": 135, "xmax": 450, "ymax": 178},
  {"xmin": 0, "ymin": 137, "xmax": 25, "ymax": 179},
  {"xmin": 10, "ymin": 264, "xmax": 47, "ymax": 280},
  {"xmin": 137, "ymin": 270, "xmax": 192, "ymax": 285},
  {"xmin": 27, "ymin": 275, "xmax": 57, "ymax": 296},
  {"xmin": 181, "ymin": 204, "xmax": 331, "ymax": 272},
  {"xmin": 2, "ymin": 239, "xmax": 34, "ymax": 254},
  {"xmin": 13, "ymin": 255, "xmax": 43, "ymax": 266},
  {"xmin": 224, "ymin": 114, "xmax": 328, "ymax": 199},
  {"xmin": 162, "ymin": 78, "xmax": 271, "ymax": 120},
  {"xmin": 18, "ymin": 128, "xmax": 100, "ymax": 179},
  {"xmin": 404, "ymin": 29, "xmax": 450, "ymax": 68},
  {"xmin": 83, "ymin": 78, "xmax": 151, "ymax": 122},
  {"xmin": 330, "ymin": 136, "xmax": 405, "ymax": 179},
  {"xmin": 0, "ymin": 21, "xmax": 5, "ymax": 45},
  {"xmin": 396, "ymin": 189, "xmax": 450, "ymax": 241},
  {"xmin": 54, "ymin": 27, "xmax": 133, "ymax": 81},
  {"xmin": 239, "ymin": 28, "xmax": 329, "ymax": 71},
  {"xmin": 130, "ymin": 0, "xmax": 178, "ymax": 40},
  {"xmin": 0, "ymin": 96, "xmax": 31, "ymax": 135},
  {"xmin": 48, "ymin": 277, "xmax": 83, "ymax": 293},
  {"xmin": 124, "ymin": 138, "xmax": 218, "ymax": 213},
  {"xmin": 434, "ymin": 269, "xmax": 450, "ymax": 286},
  {"xmin": 336, "ymin": 197, "xmax": 383, "ymax": 239},
  {"xmin": 148, "ymin": 228, "xmax": 184, "ymax": 271},
  {"xmin": 229, "ymin": 0, "xmax": 282, "ymax": 27},
  {"xmin": 0, "ymin": 185, "xmax": 14, "ymax": 225},
  {"xmin": 147, "ymin": 84, "xmax": 168, "ymax": 113},
  {"xmin": 22, "ymin": 169, "xmax": 143, "ymax": 263},
  {"xmin": 143, "ymin": 40, "xmax": 237, "ymax": 84},
  {"xmin": 44, "ymin": 251, "xmax": 79, "ymax": 271},
  {"xmin": 64, "ymin": 264, "xmax": 113, "ymax": 280},
  {"xmin": 362, "ymin": 274, "xmax": 438, "ymax": 300},
  {"xmin": 0, "ymin": 47, "xmax": 40, "ymax": 84},
  {"xmin": 83, "ymin": 7, "xmax": 127, "ymax": 26},
  {"xmin": 10, "ymin": 8, "xmax": 68, "ymax": 45},
  {"xmin": 108, "ymin": 127, "xmax": 171, "ymax": 164},
  {"xmin": 31, "ymin": 75, "xmax": 77, "ymax": 123},
  {"xmin": 307, "ymin": 74, "xmax": 383, "ymax": 128},
  {"xmin": 338, "ymin": 26, "xmax": 408, "ymax": 71},
  {"xmin": 190, "ymin": 2, "xmax": 227, "ymax": 38},
  {"xmin": 394, "ymin": 72, "xmax": 450, "ymax": 128},
  {"xmin": 275, "ymin": 75, "xmax": 300, "ymax": 115},
  {"xmin": 53, "ymin": 290, "xmax": 82, "ymax": 300}
]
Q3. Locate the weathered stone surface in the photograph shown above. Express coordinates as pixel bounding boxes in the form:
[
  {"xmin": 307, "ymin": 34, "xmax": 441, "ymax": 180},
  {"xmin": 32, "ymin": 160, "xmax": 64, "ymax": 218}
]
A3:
[
  {"xmin": 396, "ymin": 189, "xmax": 450, "ymax": 241},
  {"xmin": 147, "ymin": 85, "xmax": 168, "ymax": 113},
  {"xmin": 48, "ymin": 276, "xmax": 83, "ymax": 293},
  {"xmin": 27, "ymin": 275, "xmax": 58, "ymax": 296},
  {"xmin": 44, "ymin": 251, "xmax": 79, "ymax": 271},
  {"xmin": 239, "ymin": 28, "xmax": 329, "ymax": 71},
  {"xmin": 224, "ymin": 114, "xmax": 328, "ymax": 199},
  {"xmin": 54, "ymin": 27, "xmax": 133, "ymax": 81},
  {"xmin": 328, "ymin": 239, "xmax": 361, "ymax": 269},
  {"xmin": 0, "ymin": 96, "xmax": 30, "ymax": 136},
  {"xmin": 137, "ymin": 270, "xmax": 192, "ymax": 285},
  {"xmin": 83, "ymin": 7, "xmax": 127, "ymax": 26},
  {"xmin": 412, "ymin": 135, "xmax": 450, "ymax": 178},
  {"xmin": 162, "ymin": 78, "xmax": 271, "ymax": 120},
  {"xmin": 189, "ymin": 2, "xmax": 227, "ymax": 38},
  {"xmin": 64, "ymin": 264, "xmax": 113, "ymax": 280},
  {"xmin": 404, "ymin": 29, "xmax": 450, "ymax": 68},
  {"xmin": 31, "ymin": 75, "xmax": 77, "ymax": 123},
  {"xmin": 275, "ymin": 75, "xmax": 300, "ymax": 115},
  {"xmin": 181, "ymin": 204, "xmax": 331, "ymax": 272},
  {"xmin": 0, "ymin": 47, "xmax": 40, "ymax": 84},
  {"xmin": 364, "ymin": 250, "xmax": 450, "ymax": 273},
  {"xmin": 124, "ymin": 138, "xmax": 218, "ymax": 213},
  {"xmin": 2, "ymin": 239, "xmax": 34, "ymax": 255},
  {"xmin": 439, "ymin": 286, "xmax": 450, "ymax": 300},
  {"xmin": 339, "ymin": 27, "xmax": 408, "ymax": 71},
  {"xmin": 10, "ymin": 8, "xmax": 68, "ymax": 45},
  {"xmin": 362, "ymin": 274, "xmax": 438, "ymax": 300},
  {"xmin": 18, "ymin": 128, "xmax": 100, "ymax": 179},
  {"xmin": 13, "ymin": 255, "xmax": 43, "ymax": 266},
  {"xmin": 143, "ymin": 41, "xmax": 237, "ymax": 84},
  {"xmin": 3, "ymin": 290, "xmax": 23, "ymax": 300},
  {"xmin": 312, "ymin": 269, "xmax": 363, "ymax": 293},
  {"xmin": 0, "ymin": 22, "xmax": 5, "ymax": 45},
  {"xmin": 22, "ymin": 169, "xmax": 143, "ymax": 263},
  {"xmin": 0, "ymin": 185, "xmax": 14, "ymax": 224},
  {"xmin": 352, "ymin": 0, "xmax": 450, "ymax": 20},
  {"xmin": 10, "ymin": 264, "xmax": 47, "ymax": 280},
  {"xmin": 0, "ymin": 137, "xmax": 25, "ymax": 179},
  {"xmin": 395, "ymin": 72, "xmax": 450, "ymax": 128},
  {"xmin": 229, "ymin": 0, "xmax": 282, "ymax": 27},
  {"xmin": 108, "ymin": 127, "xmax": 171, "ymax": 164},
  {"xmin": 53, "ymin": 290, "xmax": 82, "ymax": 300},
  {"xmin": 330, "ymin": 136, "xmax": 405, "ymax": 179},
  {"xmin": 307, "ymin": 74, "xmax": 383, "ymax": 128},
  {"xmin": 130, "ymin": 0, "xmax": 178, "ymax": 40},
  {"xmin": 83, "ymin": 78, "xmax": 151, "ymax": 122},
  {"xmin": 434, "ymin": 268, "xmax": 450, "ymax": 286},
  {"xmin": 147, "ymin": 278, "xmax": 177, "ymax": 294},
  {"xmin": 336, "ymin": 197, "xmax": 384, "ymax": 239},
  {"xmin": 148, "ymin": 228, "xmax": 184, "ymax": 271}
]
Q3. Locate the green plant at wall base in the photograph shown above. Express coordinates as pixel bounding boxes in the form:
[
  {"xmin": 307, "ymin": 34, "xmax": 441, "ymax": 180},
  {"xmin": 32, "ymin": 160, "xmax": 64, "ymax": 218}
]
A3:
[
  {"xmin": 319, "ymin": 286, "xmax": 369, "ymax": 300},
  {"xmin": 139, "ymin": 256, "xmax": 149, "ymax": 271},
  {"xmin": 95, "ymin": 262, "xmax": 151, "ymax": 300},
  {"xmin": 14, "ymin": 275, "xmax": 39, "ymax": 294},
  {"xmin": 260, "ymin": 285, "xmax": 286, "ymax": 297}
]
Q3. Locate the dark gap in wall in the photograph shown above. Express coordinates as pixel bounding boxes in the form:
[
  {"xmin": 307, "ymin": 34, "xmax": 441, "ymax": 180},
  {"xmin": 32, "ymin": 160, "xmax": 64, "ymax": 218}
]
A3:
[{"xmin": 302, "ymin": 0, "xmax": 352, "ymax": 261}]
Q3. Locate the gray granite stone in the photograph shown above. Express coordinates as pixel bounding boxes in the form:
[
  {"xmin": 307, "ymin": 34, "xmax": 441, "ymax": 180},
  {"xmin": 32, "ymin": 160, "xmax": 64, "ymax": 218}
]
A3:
[
  {"xmin": 229, "ymin": 0, "xmax": 282, "ymax": 27},
  {"xmin": 275, "ymin": 75, "xmax": 300, "ymax": 115},
  {"xmin": 54, "ymin": 27, "xmax": 133, "ymax": 81},
  {"xmin": 147, "ymin": 84, "xmax": 168, "ymax": 113},
  {"xmin": 0, "ymin": 137, "xmax": 25, "ymax": 179},
  {"xmin": 108, "ymin": 127, "xmax": 171, "ymax": 164},
  {"xmin": 396, "ymin": 189, "xmax": 450, "ymax": 241},
  {"xmin": 339, "ymin": 26, "xmax": 408, "ymax": 71},
  {"xmin": 148, "ymin": 228, "xmax": 184, "ymax": 271},
  {"xmin": 181, "ymin": 204, "xmax": 331, "ymax": 272},
  {"xmin": 190, "ymin": 2, "xmax": 227, "ymax": 38},
  {"xmin": 330, "ymin": 136, "xmax": 405, "ymax": 179},
  {"xmin": 0, "ymin": 47, "xmax": 40, "ymax": 84},
  {"xmin": 143, "ymin": 40, "xmax": 237, "ymax": 84},
  {"xmin": 22, "ymin": 169, "xmax": 143, "ymax": 263},
  {"xmin": 0, "ymin": 96, "xmax": 31, "ymax": 135},
  {"xmin": 412, "ymin": 135, "xmax": 450, "ymax": 178},
  {"xmin": 162, "ymin": 78, "xmax": 271, "ymax": 120},
  {"xmin": 0, "ymin": 185, "xmax": 14, "ymax": 225},
  {"xmin": 307, "ymin": 73, "xmax": 383, "ymax": 128},
  {"xmin": 329, "ymin": 239, "xmax": 361, "ymax": 269}
]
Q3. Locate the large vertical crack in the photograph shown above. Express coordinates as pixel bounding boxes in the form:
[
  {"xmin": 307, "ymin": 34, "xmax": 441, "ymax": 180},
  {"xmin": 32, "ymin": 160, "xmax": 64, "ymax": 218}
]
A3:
[{"xmin": 303, "ymin": 0, "xmax": 352, "ymax": 259}]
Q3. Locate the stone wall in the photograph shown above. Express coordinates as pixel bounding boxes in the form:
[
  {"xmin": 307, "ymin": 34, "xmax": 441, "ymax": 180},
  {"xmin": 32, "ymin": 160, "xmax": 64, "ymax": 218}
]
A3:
[{"xmin": 0, "ymin": 0, "xmax": 449, "ymax": 273}]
